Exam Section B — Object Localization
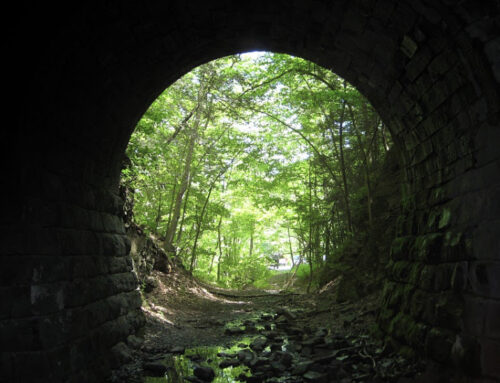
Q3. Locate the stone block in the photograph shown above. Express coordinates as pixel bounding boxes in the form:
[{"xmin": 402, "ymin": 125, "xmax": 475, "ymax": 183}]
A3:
[
  {"xmin": 409, "ymin": 262, "xmax": 424, "ymax": 285},
  {"xmin": 101, "ymin": 213, "xmax": 126, "ymax": 234},
  {"xmin": 39, "ymin": 314, "xmax": 73, "ymax": 349},
  {"xmin": 101, "ymin": 233, "xmax": 129, "ymax": 256},
  {"xmin": 391, "ymin": 236, "xmax": 414, "ymax": 261},
  {"xmin": 469, "ymin": 261, "xmax": 500, "ymax": 299},
  {"xmin": 409, "ymin": 288, "xmax": 427, "ymax": 318},
  {"xmin": 475, "ymin": 126, "xmax": 500, "ymax": 167},
  {"xmin": 0, "ymin": 318, "xmax": 41, "ymax": 351},
  {"xmin": 8, "ymin": 286, "xmax": 32, "ymax": 319},
  {"xmin": 31, "ymin": 282, "xmax": 66, "ymax": 315},
  {"xmin": 0, "ymin": 256, "xmax": 35, "ymax": 286},
  {"xmin": 422, "ymin": 293, "xmax": 438, "ymax": 325},
  {"xmin": 484, "ymin": 300, "xmax": 500, "ymax": 339},
  {"xmin": 407, "ymin": 322, "xmax": 428, "ymax": 349},
  {"xmin": 10, "ymin": 351, "xmax": 53, "ymax": 381},
  {"xmin": 70, "ymin": 256, "xmax": 105, "ymax": 279},
  {"xmin": 473, "ymin": 221, "xmax": 500, "ymax": 261},
  {"xmin": 390, "ymin": 312, "xmax": 416, "ymax": 342},
  {"xmin": 433, "ymin": 263, "xmax": 454, "ymax": 291},
  {"xmin": 434, "ymin": 293, "xmax": 463, "ymax": 330},
  {"xmin": 451, "ymin": 262, "xmax": 469, "ymax": 292},
  {"xmin": 108, "ymin": 256, "xmax": 132, "ymax": 274},
  {"xmin": 463, "ymin": 295, "xmax": 486, "ymax": 336},
  {"xmin": 419, "ymin": 265, "xmax": 436, "ymax": 291},
  {"xmin": 425, "ymin": 327, "xmax": 454, "ymax": 363},
  {"xmin": 405, "ymin": 45, "xmax": 432, "ymax": 81},
  {"xmin": 413, "ymin": 233, "xmax": 444, "ymax": 263},
  {"xmin": 46, "ymin": 345, "xmax": 73, "ymax": 381},
  {"xmin": 442, "ymin": 231, "xmax": 470, "ymax": 262},
  {"xmin": 378, "ymin": 307, "xmax": 395, "ymax": 333},
  {"xmin": 481, "ymin": 339, "xmax": 500, "ymax": 378}
]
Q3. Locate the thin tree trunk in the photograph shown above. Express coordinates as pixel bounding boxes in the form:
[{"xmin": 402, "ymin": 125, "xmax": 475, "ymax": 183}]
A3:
[
  {"xmin": 381, "ymin": 123, "xmax": 390, "ymax": 153},
  {"xmin": 209, "ymin": 216, "xmax": 222, "ymax": 275},
  {"xmin": 164, "ymin": 176, "xmax": 178, "ymax": 236},
  {"xmin": 287, "ymin": 226, "xmax": 295, "ymax": 268},
  {"xmin": 189, "ymin": 180, "xmax": 216, "ymax": 271},
  {"xmin": 347, "ymin": 104, "xmax": 374, "ymax": 229},
  {"xmin": 164, "ymin": 125, "xmax": 197, "ymax": 252},
  {"xmin": 188, "ymin": 153, "xmax": 239, "ymax": 271},
  {"xmin": 249, "ymin": 231, "xmax": 254, "ymax": 257},
  {"xmin": 337, "ymin": 83, "xmax": 352, "ymax": 233},
  {"xmin": 153, "ymin": 187, "xmax": 164, "ymax": 235},
  {"xmin": 307, "ymin": 160, "xmax": 314, "ymax": 293},
  {"xmin": 175, "ymin": 174, "xmax": 192, "ymax": 244}
]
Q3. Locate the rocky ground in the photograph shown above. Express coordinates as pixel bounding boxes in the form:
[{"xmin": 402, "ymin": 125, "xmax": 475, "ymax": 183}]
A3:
[{"xmin": 108, "ymin": 268, "xmax": 432, "ymax": 383}]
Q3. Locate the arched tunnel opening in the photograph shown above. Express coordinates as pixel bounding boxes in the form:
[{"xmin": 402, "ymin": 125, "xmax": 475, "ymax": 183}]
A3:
[
  {"xmin": 123, "ymin": 50, "xmax": 403, "ymax": 382},
  {"xmin": 2, "ymin": 2, "xmax": 499, "ymax": 382}
]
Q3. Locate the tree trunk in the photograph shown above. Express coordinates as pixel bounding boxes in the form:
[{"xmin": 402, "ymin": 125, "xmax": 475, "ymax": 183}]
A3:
[
  {"xmin": 175, "ymin": 174, "xmax": 192, "ymax": 243},
  {"xmin": 287, "ymin": 226, "xmax": 295, "ymax": 268},
  {"xmin": 337, "ymin": 84, "xmax": 353, "ymax": 233},
  {"xmin": 164, "ymin": 125, "xmax": 197, "ymax": 253},
  {"xmin": 153, "ymin": 186, "xmax": 164, "ymax": 236},
  {"xmin": 249, "ymin": 231, "xmax": 254, "ymax": 257},
  {"xmin": 164, "ymin": 176, "xmax": 178, "ymax": 236},
  {"xmin": 189, "ymin": 180, "xmax": 216, "ymax": 271},
  {"xmin": 209, "ymin": 216, "xmax": 222, "ymax": 275}
]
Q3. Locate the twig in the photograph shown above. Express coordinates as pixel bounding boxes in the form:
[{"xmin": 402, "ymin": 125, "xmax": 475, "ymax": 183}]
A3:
[{"xmin": 359, "ymin": 347, "xmax": 377, "ymax": 369}]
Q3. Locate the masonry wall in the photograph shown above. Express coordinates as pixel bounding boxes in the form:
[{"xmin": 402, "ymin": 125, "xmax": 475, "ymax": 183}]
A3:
[
  {"xmin": 2, "ymin": 1, "xmax": 499, "ymax": 381},
  {"xmin": 1, "ymin": 169, "xmax": 144, "ymax": 381}
]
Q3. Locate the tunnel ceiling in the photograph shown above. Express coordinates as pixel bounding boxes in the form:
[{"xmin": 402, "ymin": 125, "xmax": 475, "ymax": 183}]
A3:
[{"xmin": 3, "ymin": 1, "xmax": 500, "ymax": 382}]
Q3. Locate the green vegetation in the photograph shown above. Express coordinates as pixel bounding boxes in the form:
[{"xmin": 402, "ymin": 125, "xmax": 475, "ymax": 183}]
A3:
[{"xmin": 122, "ymin": 52, "xmax": 391, "ymax": 290}]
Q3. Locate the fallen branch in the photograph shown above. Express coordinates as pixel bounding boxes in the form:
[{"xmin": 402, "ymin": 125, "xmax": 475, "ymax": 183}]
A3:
[{"xmin": 207, "ymin": 290, "xmax": 301, "ymax": 299}]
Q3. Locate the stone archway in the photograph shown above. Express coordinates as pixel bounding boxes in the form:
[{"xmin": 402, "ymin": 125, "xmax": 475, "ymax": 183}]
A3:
[{"xmin": 3, "ymin": 1, "xmax": 499, "ymax": 382}]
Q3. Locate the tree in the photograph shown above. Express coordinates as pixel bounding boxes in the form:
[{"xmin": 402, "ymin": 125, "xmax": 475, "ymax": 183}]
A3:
[{"xmin": 122, "ymin": 52, "xmax": 391, "ymax": 289}]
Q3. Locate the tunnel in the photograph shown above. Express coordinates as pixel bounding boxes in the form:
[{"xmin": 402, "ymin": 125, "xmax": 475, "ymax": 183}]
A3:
[{"xmin": 2, "ymin": 1, "xmax": 499, "ymax": 382}]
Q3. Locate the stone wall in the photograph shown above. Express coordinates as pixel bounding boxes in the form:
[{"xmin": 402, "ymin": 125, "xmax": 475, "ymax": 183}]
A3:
[
  {"xmin": 1, "ymin": 171, "xmax": 144, "ymax": 382},
  {"xmin": 375, "ymin": 4, "xmax": 500, "ymax": 377},
  {"xmin": 3, "ymin": 1, "xmax": 499, "ymax": 381}
]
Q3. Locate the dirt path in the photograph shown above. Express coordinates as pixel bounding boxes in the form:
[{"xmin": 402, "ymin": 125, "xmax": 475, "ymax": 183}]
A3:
[
  {"xmin": 110, "ymin": 269, "xmax": 428, "ymax": 382},
  {"xmin": 141, "ymin": 270, "xmax": 302, "ymax": 352}
]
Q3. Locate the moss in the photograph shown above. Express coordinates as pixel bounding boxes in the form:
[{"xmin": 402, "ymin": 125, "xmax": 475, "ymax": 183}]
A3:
[
  {"xmin": 409, "ymin": 289, "xmax": 427, "ymax": 318},
  {"xmin": 390, "ymin": 236, "xmax": 413, "ymax": 261},
  {"xmin": 408, "ymin": 262, "xmax": 424, "ymax": 285},
  {"xmin": 413, "ymin": 233, "xmax": 444, "ymax": 262},
  {"xmin": 399, "ymin": 345, "xmax": 416, "ymax": 359},
  {"xmin": 438, "ymin": 207, "xmax": 452, "ymax": 229}
]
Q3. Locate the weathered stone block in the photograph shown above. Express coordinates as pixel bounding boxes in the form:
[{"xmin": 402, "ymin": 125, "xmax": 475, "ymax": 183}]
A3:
[
  {"xmin": 451, "ymin": 262, "xmax": 469, "ymax": 292},
  {"xmin": 434, "ymin": 293, "xmax": 463, "ymax": 330},
  {"xmin": 407, "ymin": 321, "xmax": 428, "ymax": 349},
  {"xmin": 391, "ymin": 236, "xmax": 413, "ymax": 261},
  {"xmin": 31, "ymin": 282, "xmax": 66, "ymax": 315},
  {"xmin": 433, "ymin": 263, "xmax": 454, "ymax": 291},
  {"xmin": 101, "ymin": 213, "xmax": 126, "ymax": 234},
  {"xmin": 463, "ymin": 295, "xmax": 486, "ymax": 336},
  {"xmin": 442, "ymin": 231, "xmax": 470, "ymax": 262},
  {"xmin": 484, "ymin": 300, "xmax": 500, "ymax": 339},
  {"xmin": 469, "ymin": 261, "xmax": 500, "ymax": 299},
  {"xmin": 419, "ymin": 265, "xmax": 436, "ymax": 291},
  {"xmin": 409, "ymin": 288, "xmax": 427, "ymax": 318},
  {"xmin": 481, "ymin": 339, "xmax": 500, "ymax": 378},
  {"xmin": 473, "ymin": 221, "xmax": 500, "ymax": 260},
  {"xmin": 0, "ymin": 318, "xmax": 41, "ymax": 351},
  {"xmin": 413, "ymin": 233, "xmax": 444, "ymax": 263},
  {"xmin": 425, "ymin": 327, "xmax": 454, "ymax": 363}
]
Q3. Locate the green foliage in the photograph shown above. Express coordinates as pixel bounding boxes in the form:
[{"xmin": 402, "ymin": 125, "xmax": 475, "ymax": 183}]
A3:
[{"xmin": 123, "ymin": 52, "xmax": 391, "ymax": 290}]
